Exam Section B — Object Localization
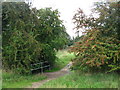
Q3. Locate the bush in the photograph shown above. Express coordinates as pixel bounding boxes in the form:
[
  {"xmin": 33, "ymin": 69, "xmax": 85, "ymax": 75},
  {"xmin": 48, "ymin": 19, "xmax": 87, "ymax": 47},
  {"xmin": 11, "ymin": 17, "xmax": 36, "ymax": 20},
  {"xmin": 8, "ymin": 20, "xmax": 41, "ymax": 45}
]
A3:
[{"xmin": 70, "ymin": 29, "xmax": 120, "ymax": 73}]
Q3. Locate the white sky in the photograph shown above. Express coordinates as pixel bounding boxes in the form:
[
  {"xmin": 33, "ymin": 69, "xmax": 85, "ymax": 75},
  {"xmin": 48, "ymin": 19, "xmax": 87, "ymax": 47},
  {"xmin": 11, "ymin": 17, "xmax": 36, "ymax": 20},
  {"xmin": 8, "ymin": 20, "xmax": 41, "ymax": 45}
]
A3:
[{"xmin": 32, "ymin": 0, "xmax": 99, "ymax": 38}]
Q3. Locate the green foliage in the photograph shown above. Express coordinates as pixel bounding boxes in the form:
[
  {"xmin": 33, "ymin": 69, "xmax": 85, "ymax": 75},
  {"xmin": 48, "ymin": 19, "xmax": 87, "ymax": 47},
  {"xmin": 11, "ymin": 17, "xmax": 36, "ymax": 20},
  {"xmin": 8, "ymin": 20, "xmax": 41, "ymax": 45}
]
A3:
[
  {"xmin": 70, "ymin": 29, "xmax": 120, "ymax": 73},
  {"xmin": 70, "ymin": 1, "xmax": 120, "ymax": 73},
  {"xmin": 2, "ymin": 2, "xmax": 69, "ymax": 74},
  {"xmin": 34, "ymin": 8, "xmax": 69, "ymax": 50},
  {"xmin": 3, "ymin": 2, "xmax": 36, "ymax": 74}
]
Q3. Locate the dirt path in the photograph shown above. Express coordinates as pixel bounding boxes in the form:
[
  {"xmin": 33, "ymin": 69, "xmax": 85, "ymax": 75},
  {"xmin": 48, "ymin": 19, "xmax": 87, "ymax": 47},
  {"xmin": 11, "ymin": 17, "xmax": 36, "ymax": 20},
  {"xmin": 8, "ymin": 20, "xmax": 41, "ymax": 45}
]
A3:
[{"xmin": 27, "ymin": 63, "xmax": 71, "ymax": 88}]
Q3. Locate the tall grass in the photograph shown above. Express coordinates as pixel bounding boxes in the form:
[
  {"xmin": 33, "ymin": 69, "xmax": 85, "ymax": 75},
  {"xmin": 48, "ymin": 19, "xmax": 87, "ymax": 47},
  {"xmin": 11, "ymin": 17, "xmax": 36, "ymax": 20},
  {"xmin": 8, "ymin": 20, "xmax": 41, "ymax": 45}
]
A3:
[
  {"xmin": 40, "ymin": 72, "xmax": 119, "ymax": 88},
  {"xmin": 2, "ymin": 71, "xmax": 46, "ymax": 88}
]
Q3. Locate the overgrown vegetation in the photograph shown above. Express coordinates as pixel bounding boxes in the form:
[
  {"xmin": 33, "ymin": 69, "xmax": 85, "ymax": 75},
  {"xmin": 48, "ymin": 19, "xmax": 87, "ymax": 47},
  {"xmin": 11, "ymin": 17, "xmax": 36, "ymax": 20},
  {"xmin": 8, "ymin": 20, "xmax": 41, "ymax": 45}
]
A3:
[
  {"xmin": 70, "ymin": 1, "xmax": 120, "ymax": 73},
  {"xmin": 2, "ymin": 71, "xmax": 46, "ymax": 88},
  {"xmin": 40, "ymin": 72, "xmax": 119, "ymax": 88},
  {"xmin": 2, "ymin": 2, "xmax": 69, "ymax": 74}
]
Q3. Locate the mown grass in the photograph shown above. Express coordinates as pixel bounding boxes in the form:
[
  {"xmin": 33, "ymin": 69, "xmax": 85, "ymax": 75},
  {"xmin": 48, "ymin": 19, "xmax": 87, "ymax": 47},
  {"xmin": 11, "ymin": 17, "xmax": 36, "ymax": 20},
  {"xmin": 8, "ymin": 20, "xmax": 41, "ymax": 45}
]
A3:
[
  {"xmin": 2, "ymin": 71, "xmax": 46, "ymax": 88},
  {"xmin": 46, "ymin": 49, "xmax": 75, "ymax": 72},
  {"xmin": 40, "ymin": 72, "xmax": 119, "ymax": 88}
]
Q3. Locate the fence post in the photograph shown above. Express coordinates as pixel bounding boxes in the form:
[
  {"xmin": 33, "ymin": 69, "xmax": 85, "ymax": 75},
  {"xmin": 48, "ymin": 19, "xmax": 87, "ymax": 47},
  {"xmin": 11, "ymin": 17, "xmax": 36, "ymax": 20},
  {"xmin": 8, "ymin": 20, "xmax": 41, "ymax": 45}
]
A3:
[
  {"xmin": 49, "ymin": 65, "xmax": 50, "ymax": 70},
  {"xmin": 41, "ymin": 62, "xmax": 43, "ymax": 73}
]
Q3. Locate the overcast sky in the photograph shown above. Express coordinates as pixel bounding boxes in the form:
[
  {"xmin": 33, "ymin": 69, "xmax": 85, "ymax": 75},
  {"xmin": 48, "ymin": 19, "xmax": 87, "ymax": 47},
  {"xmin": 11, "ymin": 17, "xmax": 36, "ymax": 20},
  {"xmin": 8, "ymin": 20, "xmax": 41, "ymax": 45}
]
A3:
[{"xmin": 32, "ymin": 0, "xmax": 99, "ymax": 38}]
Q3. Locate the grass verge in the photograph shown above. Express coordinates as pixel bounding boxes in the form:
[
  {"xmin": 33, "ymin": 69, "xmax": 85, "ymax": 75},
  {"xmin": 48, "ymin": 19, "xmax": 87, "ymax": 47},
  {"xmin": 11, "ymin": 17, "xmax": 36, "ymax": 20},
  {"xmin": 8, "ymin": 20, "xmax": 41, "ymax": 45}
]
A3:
[
  {"xmin": 2, "ymin": 71, "xmax": 46, "ymax": 88},
  {"xmin": 40, "ymin": 72, "xmax": 119, "ymax": 88}
]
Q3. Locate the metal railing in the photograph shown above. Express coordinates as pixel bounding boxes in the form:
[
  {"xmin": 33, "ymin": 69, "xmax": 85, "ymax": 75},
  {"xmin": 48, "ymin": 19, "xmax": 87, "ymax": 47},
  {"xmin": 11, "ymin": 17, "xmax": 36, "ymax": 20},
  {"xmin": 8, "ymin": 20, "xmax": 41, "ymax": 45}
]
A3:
[{"xmin": 31, "ymin": 61, "xmax": 50, "ymax": 73}]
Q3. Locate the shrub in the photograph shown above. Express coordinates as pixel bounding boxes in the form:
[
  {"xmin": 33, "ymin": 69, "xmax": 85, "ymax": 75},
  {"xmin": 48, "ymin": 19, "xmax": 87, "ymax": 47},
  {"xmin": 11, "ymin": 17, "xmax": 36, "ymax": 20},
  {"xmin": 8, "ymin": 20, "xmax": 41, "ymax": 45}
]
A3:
[{"xmin": 70, "ymin": 29, "xmax": 120, "ymax": 73}]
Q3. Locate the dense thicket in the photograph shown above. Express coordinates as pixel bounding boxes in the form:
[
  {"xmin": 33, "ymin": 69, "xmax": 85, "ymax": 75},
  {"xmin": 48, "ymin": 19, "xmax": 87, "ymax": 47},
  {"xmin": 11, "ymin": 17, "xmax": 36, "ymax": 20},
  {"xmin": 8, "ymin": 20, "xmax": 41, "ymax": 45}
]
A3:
[
  {"xmin": 70, "ymin": 1, "xmax": 120, "ymax": 73},
  {"xmin": 2, "ymin": 2, "xmax": 69, "ymax": 74}
]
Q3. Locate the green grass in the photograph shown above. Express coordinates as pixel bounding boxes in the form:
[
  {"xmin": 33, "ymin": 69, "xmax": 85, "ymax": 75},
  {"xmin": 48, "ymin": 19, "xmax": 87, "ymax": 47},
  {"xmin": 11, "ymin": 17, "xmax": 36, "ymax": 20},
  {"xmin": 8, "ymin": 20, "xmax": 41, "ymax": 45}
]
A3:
[
  {"xmin": 47, "ymin": 50, "xmax": 75, "ymax": 72},
  {"xmin": 42, "ymin": 50, "xmax": 119, "ymax": 88},
  {"xmin": 0, "ymin": 70, "xmax": 2, "ymax": 89},
  {"xmin": 2, "ymin": 49, "xmax": 75, "ymax": 88},
  {"xmin": 40, "ymin": 72, "xmax": 119, "ymax": 88},
  {"xmin": 2, "ymin": 71, "xmax": 46, "ymax": 88}
]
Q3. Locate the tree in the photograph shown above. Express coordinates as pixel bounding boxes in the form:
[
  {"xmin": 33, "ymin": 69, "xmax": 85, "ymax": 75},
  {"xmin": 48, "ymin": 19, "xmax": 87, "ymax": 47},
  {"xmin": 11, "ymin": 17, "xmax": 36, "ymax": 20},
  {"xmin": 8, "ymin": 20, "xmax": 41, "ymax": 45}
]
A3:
[
  {"xmin": 70, "ymin": 1, "xmax": 120, "ymax": 73},
  {"xmin": 34, "ymin": 8, "xmax": 69, "ymax": 50},
  {"xmin": 2, "ymin": 2, "xmax": 42, "ymax": 74},
  {"xmin": 2, "ymin": 2, "xmax": 69, "ymax": 74}
]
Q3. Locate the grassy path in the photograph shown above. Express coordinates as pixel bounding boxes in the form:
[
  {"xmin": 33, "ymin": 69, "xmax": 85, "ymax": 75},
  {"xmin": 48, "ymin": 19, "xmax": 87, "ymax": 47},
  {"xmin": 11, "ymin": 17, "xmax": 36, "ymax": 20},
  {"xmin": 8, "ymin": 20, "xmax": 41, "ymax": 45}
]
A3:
[
  {"xmin": 3, "ymin": 50, "xmax": 75, "ymax": 88},
  {"xmin": 27, "ymin": 62, "xmax": 71, "ymax": 88},
  {"xmin": 3, "ymin": 50, "xmax": 119, "ymax": 88},
  {"xmin": 27, "ymin": 50, "xmax": 75, "ymax": 88}
]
